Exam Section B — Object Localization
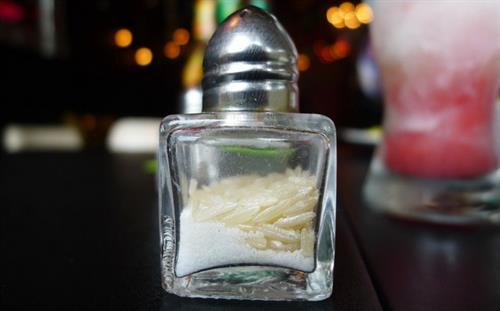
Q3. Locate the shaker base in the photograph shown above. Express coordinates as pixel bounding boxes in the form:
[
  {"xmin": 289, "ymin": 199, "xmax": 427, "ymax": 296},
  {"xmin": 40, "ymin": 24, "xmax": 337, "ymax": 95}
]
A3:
[
  {"xmin": 363, "ymin": 156, "xmax": 500, "ymax": 225},
  {"xmin": 161, "ymin": 263, "xmax": 333, "ymax": 301}
]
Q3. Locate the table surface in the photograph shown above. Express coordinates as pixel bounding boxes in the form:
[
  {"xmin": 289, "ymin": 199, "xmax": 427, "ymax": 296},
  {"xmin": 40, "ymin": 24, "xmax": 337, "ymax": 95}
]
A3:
[{"xmin": 0, "ymin": 145, "xmax": 498, "ymax": 311}]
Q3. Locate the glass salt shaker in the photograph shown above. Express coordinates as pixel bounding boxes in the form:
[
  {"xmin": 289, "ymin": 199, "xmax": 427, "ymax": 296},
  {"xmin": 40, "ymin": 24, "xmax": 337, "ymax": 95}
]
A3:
[{"xmin": 158, "ymin": 6, "xmax": 336, "ymax": 301}]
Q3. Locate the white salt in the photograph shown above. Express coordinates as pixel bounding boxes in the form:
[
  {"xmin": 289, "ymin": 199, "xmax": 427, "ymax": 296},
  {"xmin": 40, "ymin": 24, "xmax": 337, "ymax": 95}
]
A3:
[{"xmin": 176, "ymin": 208, "xmax": 314, "ymax": 276}]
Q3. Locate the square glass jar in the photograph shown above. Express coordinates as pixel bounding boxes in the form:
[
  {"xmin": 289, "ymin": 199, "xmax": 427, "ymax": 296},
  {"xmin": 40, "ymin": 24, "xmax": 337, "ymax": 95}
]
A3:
[{"xmin": 158, "ymin": 112, "xmax": 336, "ymax": 301}]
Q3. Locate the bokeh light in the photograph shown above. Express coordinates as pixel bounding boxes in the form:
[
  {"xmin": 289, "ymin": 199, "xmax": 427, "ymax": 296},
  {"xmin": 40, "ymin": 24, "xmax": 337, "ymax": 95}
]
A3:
[
  {"xmin": 164, "ymin": 42, "xmax": 180, "ymax": 59},
  {"xmin": 315, "ymin": 38, "xmax": 352, "ymax": 64},
  {"xmin": 135, "ymin": 47, "xmax": 153, "ymax": 66},
  {"xmin": 327, "ymin": 7, "xmax": 341, "ymax": 24},
  {"xmin": 297, "ymin": 54, "xmax": 310, "ymax": 71},
  {"xmin": 326, "ymin": 2, "xmax": 373, "ymax": 29},
  {"xmin": 344, "ymin": 11, "xmax": 361, "ymax": 29},
  {"xmin": 331, "ymin": 39, "xmax": 351, "ymax": 59},
  {"xmin": 339, "ymin": 2, "xmax": 355, "ymax": 14},
  {"xmin": 355, "ymin": 3, "xmax": 374, "ymax": 24},
  {"xmin": 321, "ymin": 47, "xmax": 334, "ymax": 63},
  {"xmin": 173, "ymin": 28, "xmax": 190, "ymax": 46},
  {"xmin": 114, "ymin": 28, "xmax": 133, "ymax": 48}
]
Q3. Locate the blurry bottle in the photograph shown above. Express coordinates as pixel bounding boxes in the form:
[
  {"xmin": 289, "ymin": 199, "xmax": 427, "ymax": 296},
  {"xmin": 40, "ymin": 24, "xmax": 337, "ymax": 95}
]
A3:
[
  {"xmin": 178, "ymin": 0, "xmax": 216, "ymax": 114},
  {"xmin": 178, "ymin": 0, "xmax": 271, "ymax": 114},
  {"xmin": 216, "ymin": 0, "xmax": 270, "ymax": 22}
]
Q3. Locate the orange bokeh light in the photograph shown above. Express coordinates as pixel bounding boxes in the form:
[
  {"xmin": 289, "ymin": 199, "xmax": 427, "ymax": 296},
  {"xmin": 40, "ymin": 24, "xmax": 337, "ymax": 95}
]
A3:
[
  {"xmin": 135, "ymin": 47, "xmax": 153, "ymax": 66},
  {"xmin": 114, "ymin": 28, "xmax": 133, "ymax": 48},
  {"xmin": 173, "ymin": 28, "xmax": 190, "ymax": 46},
  {"xmin": 297, "ymin": 54, "xmax": 311, "ymax": 71},
  {"xmin": 330, "ymin": 39, "xmax": 351, "ymax": 59},
  {"xmin": 164, "ymin": 42, "xmax": 180, "ymax": 59}
]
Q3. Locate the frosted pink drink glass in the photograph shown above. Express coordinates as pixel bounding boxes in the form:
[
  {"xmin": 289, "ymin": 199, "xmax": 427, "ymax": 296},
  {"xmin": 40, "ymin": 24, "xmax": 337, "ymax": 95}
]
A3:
[{"xmin": 364, "ymin": 1, "xmax": 500, "ymax": 224}]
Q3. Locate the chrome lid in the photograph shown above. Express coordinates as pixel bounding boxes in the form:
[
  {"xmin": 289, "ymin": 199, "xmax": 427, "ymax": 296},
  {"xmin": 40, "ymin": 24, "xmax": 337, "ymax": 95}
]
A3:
[{"xmin": 202, "ymin": 6, "xmax": 299, "ymax": 112}]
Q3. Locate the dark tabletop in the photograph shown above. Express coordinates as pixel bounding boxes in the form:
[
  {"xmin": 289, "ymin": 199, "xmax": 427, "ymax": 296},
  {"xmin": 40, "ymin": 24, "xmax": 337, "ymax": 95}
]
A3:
[
  {"xmin": 0, "ymin": 145, "xmax": 498, "ymax": 311},
  {"xmin": 338, "ymin": 147, "xmax": 500, "ymax": 311}
]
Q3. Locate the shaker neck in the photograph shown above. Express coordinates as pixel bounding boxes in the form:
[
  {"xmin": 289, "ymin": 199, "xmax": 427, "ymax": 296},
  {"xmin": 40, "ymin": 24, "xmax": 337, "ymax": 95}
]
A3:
[{"xmin": 201, "ymin": 81, "xmax": 299, "ymax": 113}]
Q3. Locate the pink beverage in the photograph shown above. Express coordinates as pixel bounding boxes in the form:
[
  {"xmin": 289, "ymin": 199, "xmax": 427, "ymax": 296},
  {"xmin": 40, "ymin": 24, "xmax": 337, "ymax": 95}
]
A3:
[{"xmin": 371, "ymin": 1, "xmax": 499, "ymax": 179}]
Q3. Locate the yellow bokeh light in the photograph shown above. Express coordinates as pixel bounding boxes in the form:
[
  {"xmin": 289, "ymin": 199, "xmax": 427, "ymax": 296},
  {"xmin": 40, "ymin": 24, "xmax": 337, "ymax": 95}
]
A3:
[
  {"xmin": 333, "ymin": 19, "xmax": 345, "ymax": 29},
  {"xmin": 114, "ymin": 28, "xmax": 133, "ymax": 48},
  {"xmin": 328, "ymin": 2, "xmax": 369, "ymax": 30},
  {"xmin": 327, "ymin": 7, "xmax": 338, "ymax": 23},
  {"xmin": 328, "ymin": 6, "xmax": 345, "ymax": 25},
  {"xmin": 355, "ymin": 3, "xmax": 374, "ymax": 24},
  {"xmin": 173, "ymin": 28, "xmax": 190, "ymax": 46},
  {"xmin": 297, "ymin": 54, "xmax": 310, "ymax": 71},
  {"xmin": 339, "ymin": 2, "xmax": 355, "ymax": 14},
  {"xmin": 135, "ymin": 47, "xmax": 153, "ymax": 66},
  {"xmin": 164, "ymin": 42, "xmax": 180, "ymax": 59},
  {"xmin": 344, "ymin": 11, "xmax": 361, "ymax": 29}
]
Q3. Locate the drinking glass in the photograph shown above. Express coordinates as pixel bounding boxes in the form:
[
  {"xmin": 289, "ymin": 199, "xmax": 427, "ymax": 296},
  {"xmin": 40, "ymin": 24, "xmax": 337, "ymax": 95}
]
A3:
[{"xmin": 364, "ymin": 0, "xmax": 500, "ymax": 224}]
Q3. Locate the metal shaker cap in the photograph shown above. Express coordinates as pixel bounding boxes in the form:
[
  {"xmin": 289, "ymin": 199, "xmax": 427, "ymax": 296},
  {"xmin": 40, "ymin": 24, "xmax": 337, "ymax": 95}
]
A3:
[{"xmin": 202, "ymin": 6, "xmax": 299, "ymax": 112}]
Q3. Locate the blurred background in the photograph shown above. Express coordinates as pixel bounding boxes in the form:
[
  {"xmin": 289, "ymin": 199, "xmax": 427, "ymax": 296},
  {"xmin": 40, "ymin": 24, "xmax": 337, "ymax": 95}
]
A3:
[{"xmin": 0, "ymin": 0, "xmax": 381, "ymax": 152}]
